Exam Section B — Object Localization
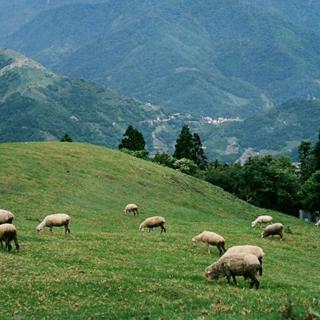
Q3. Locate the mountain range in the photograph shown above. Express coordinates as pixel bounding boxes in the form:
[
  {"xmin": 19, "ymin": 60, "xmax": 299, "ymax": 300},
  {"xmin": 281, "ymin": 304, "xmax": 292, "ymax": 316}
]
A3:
[
  {"xmin": 2, "ymin": 48, "xmax": 320, "ymax": 162},
  {"xmin": 2, "ymin": 1, "xmax": 320, "ymax": 161},
  {"xmin": 2, "ymin": 0, "xmax": 320, "ymax": 117}
]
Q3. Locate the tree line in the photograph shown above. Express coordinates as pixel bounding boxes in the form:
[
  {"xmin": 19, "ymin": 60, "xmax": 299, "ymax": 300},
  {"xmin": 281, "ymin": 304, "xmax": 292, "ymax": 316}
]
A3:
[{"xmin": 118, "ymin": 125, "xmax": 320, "ymax": 219}]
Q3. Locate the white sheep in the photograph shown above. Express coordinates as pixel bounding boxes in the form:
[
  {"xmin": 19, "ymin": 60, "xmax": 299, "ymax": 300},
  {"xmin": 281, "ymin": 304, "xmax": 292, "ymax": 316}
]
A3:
[
  {"xmin": 124, "ymin": 203, "xmax": 139, "ymax": 216},
  {"xmin": 251, "ymin": 215, "xmax": 273, "ymax": 227},
  {"xmin": 0, "ymin": 224, "xmax": 20, "ymax": 252},
  {"xmin": 139, "ymin": 216, "xmax": 166, "ymax": 233},
  {"xmin": 0, "ymin": 209, "xmax": 15, "ymax": 224},
  {"xmin": 36, "ymin": 213, "xmax": 71, "ymax": 234},
  {"xmin": 205, "ymin": 253, "xmax": 261, "ymax": 289},
  {"xmin": 315, "ymin": 220, "xmax": 320, "ymax": 227},
  {"xmin": 223, "ymin": 245, "xmax": 264, "ymax": 275},
  {"xmin": 261, "ymin": 223, "xmax": 284, "ymax": 239},
  {"xmin": 192, "ymin": 231, "xmax": 226, "ymax": 255}
]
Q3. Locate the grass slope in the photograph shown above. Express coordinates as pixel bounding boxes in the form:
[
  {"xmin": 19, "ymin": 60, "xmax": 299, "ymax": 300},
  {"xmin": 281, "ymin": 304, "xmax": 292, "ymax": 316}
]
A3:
[{"xmin": 0, "ymin": 142, "xmax": 319, "ymax": 319}]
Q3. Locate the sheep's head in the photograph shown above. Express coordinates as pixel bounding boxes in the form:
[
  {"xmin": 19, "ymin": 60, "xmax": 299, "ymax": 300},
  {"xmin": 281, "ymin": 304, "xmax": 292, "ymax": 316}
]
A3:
[
  {"xmin": 139, "ymin": 224, "xmax": 145, "ymax": 232},
  {"xmin": 251, "ymin": 221, "xmax": 256, "ymax": 227},
  {"xmin": 261, "ymin": 231, "xmax": 266, "ymax": 238},
  {"xmin": 36, "ymin": 223, "xmax": 44, "ymax": 232},
  {"xmin": 191, "ymin": 237, "xmax": 196, "ymax": 245},
  {"xmin": 204, "ymin": 265, "xmax": 221, "ymax": 282}
]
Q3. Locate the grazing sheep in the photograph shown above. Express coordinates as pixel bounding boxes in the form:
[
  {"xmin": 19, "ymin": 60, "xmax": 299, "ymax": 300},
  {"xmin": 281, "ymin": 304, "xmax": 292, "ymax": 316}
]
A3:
[
  {"xmin": 261, "ymin": 223, "xmax": 284, "ymax": 239},
  {"xmin": 251, "ymin": 215, "xmax": 273, "ymax": 227},
  {"xmin": 0, "ymin": 224, "xmax": 19, "ymax": 252},
  {"xmin": 315, "ymin": 220, "xmax": 320, "ymax": 227},
  {"xmin": 0, "ymin": 209, "xmax": 15, "ymax": 224},
  {"xmin": 223, "ymin": 245, "xmax": 264, "ymax": 275},
  {"xmin": 36, "ymin": 213, "xmax": 71, "ymax": 234},
  {"xmin": 205, "ymin": 253, "xmax": 261, "ymax": 289},
  {"xmin": 139, "ymin": 216, "xmax": 166, "ymax": 233},
  {"xmin": 124, "ymin": 203, "xmax": 139, "ymax": 216},
  {"xmin": 192, "ymin": 231, "xmax": 226, "ymax": 255}
]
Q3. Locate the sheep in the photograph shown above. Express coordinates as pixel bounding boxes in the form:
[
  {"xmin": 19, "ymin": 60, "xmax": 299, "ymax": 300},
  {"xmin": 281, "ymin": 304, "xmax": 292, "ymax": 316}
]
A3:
[
  {"xmin": 251, "ymin": 215, "xmax": 273, "ymax": 227},
  {"xmin": 261, "ymin": 223, "xmax": 284, "ymax": 239},
  {"xmin": 0, "ymin": 209, "xmax": 15, "ymax": 224},
  {"xmin": 124, "ymin": 203, "xmax": 139, "ymax": 216},
  {"xmin": 36, "ymin": 213, "xmax": 71, "ymax": 234},
  {"xmin": 205, "ymin": 253, "xmax": 261, "ymax": 289},
  {"xmin": 223, "ymin": 245, "xmax": 264, "ymax": 275},
  {"xmin": 139, "ymin": 216, "xmax": 166, "ymax": 233},
  {"xmin": 0, "ymin": 224, "xmax": 20, "ymax": 252},
  {"xmin": 192, "ymin": 231, "xmax": 226, "ymax": 255},
  {"xmin": 315, "ymin": 220, "xmax": 320, "ymax": 227}
]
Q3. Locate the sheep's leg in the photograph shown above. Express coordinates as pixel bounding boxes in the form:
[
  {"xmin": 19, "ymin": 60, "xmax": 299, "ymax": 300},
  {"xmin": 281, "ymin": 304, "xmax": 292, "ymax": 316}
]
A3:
[
  {"xmin": 49, "ymin": 227, "xmax": 53, "ymax": 232},
  {"xmin": 14, "ymin": 236, "xmax": 20, "ymax": 251},
  {"xmin": 226, "ymin": 275, "xmax": 231, "ymax": 284},
  {"xmin": 0, "ymin": 241, "xmax": 3, "ymax": 250},
  {"xmin": 6, "ymin": 241, "xmax": 12, "ymax": 252},
  {"xmin": 207, "ymin": 244, "xmax": 211, "ymax": 254},
  {"xmin": 65, "ymin": 223, "xmax": 71, "ymax": 234},
  {"xmin": 250, "ymin": 276, "xmax": 260, "ymax": 289},
  {"xmin": 218, "ymin": 245, "xmax": 223, "ymax": 256},
  {"xmin": 221, "ymin": 243, "xmax": 226, "ymax": 253},
  {"xmin": 231, "ymin": 274, "xmax": 237, "ymax": 285}
]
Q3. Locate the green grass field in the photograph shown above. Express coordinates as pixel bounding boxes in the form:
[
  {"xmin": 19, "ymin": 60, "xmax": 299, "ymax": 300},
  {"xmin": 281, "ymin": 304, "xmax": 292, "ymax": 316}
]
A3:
[{"xmin": 0, "ymin": 142, "xmax": 319, "ymax": 319}]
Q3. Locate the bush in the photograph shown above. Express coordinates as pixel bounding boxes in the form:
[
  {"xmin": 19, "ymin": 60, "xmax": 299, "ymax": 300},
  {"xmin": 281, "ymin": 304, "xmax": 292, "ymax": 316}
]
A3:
[{"xmin": 173, "ymin": 158, "xmax": 198, "ymax": 175}]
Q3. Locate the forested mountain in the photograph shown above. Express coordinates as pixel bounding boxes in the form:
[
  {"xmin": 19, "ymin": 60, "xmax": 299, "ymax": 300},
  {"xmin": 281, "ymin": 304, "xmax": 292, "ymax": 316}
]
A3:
[
  {"xmin": 252, "ymin": 0, "xmax": 320, "ymax": 34},
  {"xmin": 0, "ymin": 48, "xmax": 172, "ymax": 150},
  {"xmin": 3, "ymin": 0, "xmax": 320, "ymax": 117},
  {"xmin": 1, "ymin": 47, "xmax": 319, "ymax": 161}
]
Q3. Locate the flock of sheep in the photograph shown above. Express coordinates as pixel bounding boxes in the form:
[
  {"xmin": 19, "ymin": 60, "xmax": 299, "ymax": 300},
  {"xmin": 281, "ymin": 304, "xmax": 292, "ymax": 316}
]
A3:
[
  {"xmin": 0, "ymin": 209, "xmax": 71, "ymax": 251},
  {"xmin": 125, "ymin": 205, "xmax": 286, "ymax": 290},
  {"xmin": 1, "ymin": 204, "xmax": 318, "ymax": 290}
]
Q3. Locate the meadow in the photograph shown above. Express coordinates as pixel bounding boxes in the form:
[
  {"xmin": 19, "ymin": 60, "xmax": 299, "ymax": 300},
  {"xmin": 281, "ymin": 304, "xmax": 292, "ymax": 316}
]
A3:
[{"xmin": 0, "ymin": 142, "xmax": 319, "ymax": 319}]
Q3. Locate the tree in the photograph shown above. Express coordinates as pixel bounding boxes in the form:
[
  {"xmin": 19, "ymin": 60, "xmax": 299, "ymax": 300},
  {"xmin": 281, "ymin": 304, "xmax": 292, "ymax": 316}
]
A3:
[
  {"xmin": 302, "ymin": 170, "xmax": 320, "ymax": 216},
  {"xmin": 173, "ymin": 125, "xmax": 194, "ymax": 160},
  {"xmin": 192, "ymin": 133, "xmax": 208, "ymax": 170},
  {"xmin": 242, "ymin": 156, "xmax": 301, "ymax": 215},
  {"xmin": 152, "ymin": 151, "xmax": 174, "ymax": 168},
  {"xmin": 118, "ymin": 125, "xmax": 146, "ymax": 151},
  {"xmin": 205, "ymin": 163, "xmax": 244, "ymax": 196},
  {"xmin": 313, "ymin": 131, "xmax": 320, "ymax": 171},
  {"xmin": 60, "ymin": 133, "xmax": 73, "ymax": 142},
  {"xmin": 298, "ymin": 140, "xmax": 314, "ymax": 182}
]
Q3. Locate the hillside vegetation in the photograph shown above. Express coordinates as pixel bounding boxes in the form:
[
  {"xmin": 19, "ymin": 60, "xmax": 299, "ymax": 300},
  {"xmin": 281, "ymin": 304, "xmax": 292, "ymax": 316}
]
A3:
[
  {"xmin": 0, "ymin": 48, "xmax": 171, "ymax": 152},
  {"xmin": 4, "ymin": 0, "xmax": 320, "ymax": 116},
  {"xmin": 0, "ymin": 142, "xmax": 319, "ymax": 319}
]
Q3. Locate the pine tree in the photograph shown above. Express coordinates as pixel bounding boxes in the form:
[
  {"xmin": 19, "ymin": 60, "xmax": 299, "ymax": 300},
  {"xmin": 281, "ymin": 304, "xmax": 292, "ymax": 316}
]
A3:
[
  {"xmin": 192, "ymin": 133, "xmax": 208, "ymax": 169},
  {"xmin": 60, "ymin": 133, "xmax": 73, "ymax": 142},
  {"xmin": 173, "ymin": 125, "xmax": 194, "ymax": 160},
  {"xmin": 118, "ymin": 125, "xmax": 146, "ymax": 151}
]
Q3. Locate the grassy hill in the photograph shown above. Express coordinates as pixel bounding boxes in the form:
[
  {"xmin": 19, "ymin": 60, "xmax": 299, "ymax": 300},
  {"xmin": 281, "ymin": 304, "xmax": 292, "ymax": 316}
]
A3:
[{"xmin": 0, "ymin": 142, "xmax": 319, "ymax": 319}]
